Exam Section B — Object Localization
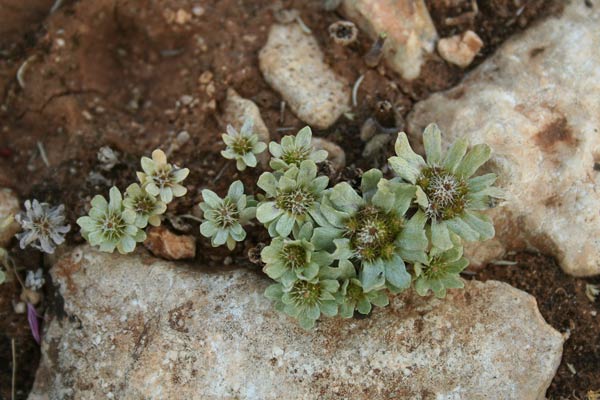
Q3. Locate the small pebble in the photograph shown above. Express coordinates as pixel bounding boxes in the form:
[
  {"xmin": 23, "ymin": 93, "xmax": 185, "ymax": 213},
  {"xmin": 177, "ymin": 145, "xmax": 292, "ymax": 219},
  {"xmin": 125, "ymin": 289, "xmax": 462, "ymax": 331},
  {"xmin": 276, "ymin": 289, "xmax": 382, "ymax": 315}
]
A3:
[{"xmin": 437, "ymin": 30, "xmax": 484, "ymax": 68}]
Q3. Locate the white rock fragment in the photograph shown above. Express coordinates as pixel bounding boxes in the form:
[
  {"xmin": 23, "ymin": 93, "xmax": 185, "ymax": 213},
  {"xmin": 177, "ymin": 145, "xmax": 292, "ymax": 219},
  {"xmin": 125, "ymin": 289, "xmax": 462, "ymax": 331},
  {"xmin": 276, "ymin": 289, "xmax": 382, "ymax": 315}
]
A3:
[
  {"xmin": 407, "ymin": 1, "xmax": 600, "ymax": 276},
  {"xmin": 437, "ymin": 30, "xmax": 483, "ymax": 68},
  {"xmin": 29, "ymin": 247, "xmax": 563, "ymax": 400},
  {"xmin": 259, "ymin": 24, "xmax": 350, "ymax": 129},
  {"xmin": 0, "ymin": 188, "xmax": 20, "ymax": 247},
  {"xmin": 341, "ymin": 0, "xmax": 438, "ymax": 80}
]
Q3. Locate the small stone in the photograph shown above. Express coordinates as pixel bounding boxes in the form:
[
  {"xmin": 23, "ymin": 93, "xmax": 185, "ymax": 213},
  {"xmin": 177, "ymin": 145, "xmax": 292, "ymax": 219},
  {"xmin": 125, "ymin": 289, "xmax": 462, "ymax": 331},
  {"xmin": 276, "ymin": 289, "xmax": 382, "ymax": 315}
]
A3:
[
  {"xmin": 342, "ymin": 0, "xmax": 438, "ymax": 80},
  {"xmin": 143, "ymin": 226, "xmax": 196, "ymax": 261},
  {"xmin": 174, "ymin": 9, "xmax": 192, "ymax": 25},
  {"xmin": 192, "ymin": 5, "xmax": 205, "ymax": 17},
  {"xmin": 180, "ymin": 95, "xmax": 193, "ymax": 106},
  {"xmin": 311, "ymin": 137, "xmax": 346, "ymax": 173},
  {"xmin": 259, "ymin": 24, "xmax": 350, "ymax": 129},
  {"xmin": 437, "ymin": 30, "xmax": 484, "ymax": 68},
  {"xmin": 223, "ymin": 88, "xmax": 270, "ymax": 166},
  {"xmin": 407, "ymin": 1, "xmax": 600, "ymax": 276},
  {"xmin": 198, "ymin": 71, "xmax": 213, "ymax": 84},
  {"xmin": 359, "ymin": 117, "xmax": 378, "ymax": 141},
  {"xmin": 13, "ymin": 301, "xmax": 26, "ymax": 314},
  {"xmin": 0, "ymin": 188, "xmax": 20, "ymax": 247},
  {"xmin": 30, "ymin": 248, "xmax": 563, "ymax": 400},
  {"xmin": 362, "ymin": 133, "xmax": 391, "ymax": 159}
]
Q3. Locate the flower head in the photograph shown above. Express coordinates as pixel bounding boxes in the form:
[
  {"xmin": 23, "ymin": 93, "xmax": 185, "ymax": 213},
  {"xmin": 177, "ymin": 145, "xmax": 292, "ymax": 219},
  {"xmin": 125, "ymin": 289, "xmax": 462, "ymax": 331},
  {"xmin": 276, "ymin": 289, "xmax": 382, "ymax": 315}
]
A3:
[
  {"xmin": 388, "ymin": 123, "xmax": 503, "ymax": 250},
  {"xmin": 414, "ymin": 235, "xmax": 468, "ymax": 298},
  {"xmin": 25, "ymin": 268, "xmax": 45, "ymax": 290},
  {"xmin": 269, "ymin": 126, "xmax": 328, "ymax": 171},
  {"xmin": 261, "ymin": 222, "xmax": 332, "ymax": 286},
  {"xmin": 265, "ymin": 265, "xmax": 340, "ymax": 330},
  {"xmin": 334, "ymin": 260, "xmax": 389, "ymax": 318},
  {"xmin": 221, "ymin": 117, "xmax": 267, "ymax": 171},
  {"xmin": 137, "ymin": 149, "xmax": 189, "ymax": 203},
  {"xmin": 77, "ymin": 187, "xmax": 145, "ymax": 254},
  {"xmin": 15, "ymin": 200, "xmax": 70, "ymax": 254},
  {"xmin": 199, "ymin": 180, "xmax": 255, "ymax": 250},
  {"xmin": 123, "ymin": 183, "xmax": 167, "ymax": 228},
  {"xmin": 256, "ymin": 160, "xmax": 328, "ymax": 237},
  {"xmin": 314, "ymin": 169, "xmax": 428, "ymax": 293}
]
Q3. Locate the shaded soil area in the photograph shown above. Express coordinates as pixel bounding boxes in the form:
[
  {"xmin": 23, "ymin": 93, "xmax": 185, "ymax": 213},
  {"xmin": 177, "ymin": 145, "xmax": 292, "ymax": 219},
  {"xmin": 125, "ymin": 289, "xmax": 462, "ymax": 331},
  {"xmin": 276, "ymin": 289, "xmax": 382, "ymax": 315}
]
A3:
[{"xmin": 0, "ymin": 0, "xmax": 589, "ymax": 399}]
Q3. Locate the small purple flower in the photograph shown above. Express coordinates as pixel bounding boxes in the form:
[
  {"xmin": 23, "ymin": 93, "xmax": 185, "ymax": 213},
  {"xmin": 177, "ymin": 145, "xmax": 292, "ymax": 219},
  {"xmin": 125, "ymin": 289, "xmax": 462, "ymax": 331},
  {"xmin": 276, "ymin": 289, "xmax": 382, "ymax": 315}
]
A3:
[
  {"xmin": 15, "ymin": 199, "xmax": 70, "ymax": 254},
  {"xmin": 27, "ymin": 303, "xmax": 41, "ymax": 344}
]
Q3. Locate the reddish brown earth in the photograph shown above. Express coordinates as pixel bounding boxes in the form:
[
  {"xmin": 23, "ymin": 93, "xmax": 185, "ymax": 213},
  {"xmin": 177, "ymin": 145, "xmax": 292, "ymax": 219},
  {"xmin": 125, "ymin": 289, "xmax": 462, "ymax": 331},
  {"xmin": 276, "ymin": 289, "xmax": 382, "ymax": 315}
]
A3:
[{"xmin": 1, "ymin": 1, "xmax": 595, "ymax": 399}]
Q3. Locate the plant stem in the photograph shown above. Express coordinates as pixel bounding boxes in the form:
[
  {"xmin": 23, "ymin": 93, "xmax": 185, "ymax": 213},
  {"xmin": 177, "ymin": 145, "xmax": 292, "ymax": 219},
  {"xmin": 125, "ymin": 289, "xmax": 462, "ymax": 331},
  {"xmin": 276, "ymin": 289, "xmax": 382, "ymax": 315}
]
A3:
[{"xmin": 11, "ymin": 337, "xmax": 16, "ymax": 400}]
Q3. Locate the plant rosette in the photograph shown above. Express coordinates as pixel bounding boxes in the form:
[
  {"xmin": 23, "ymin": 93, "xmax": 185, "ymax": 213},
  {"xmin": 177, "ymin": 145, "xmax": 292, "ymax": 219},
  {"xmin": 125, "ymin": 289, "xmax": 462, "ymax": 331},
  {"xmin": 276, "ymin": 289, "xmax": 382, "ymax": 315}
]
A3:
[{"xmin": 388, "ymin": 123, "xmax": 503, "ymax": 250}]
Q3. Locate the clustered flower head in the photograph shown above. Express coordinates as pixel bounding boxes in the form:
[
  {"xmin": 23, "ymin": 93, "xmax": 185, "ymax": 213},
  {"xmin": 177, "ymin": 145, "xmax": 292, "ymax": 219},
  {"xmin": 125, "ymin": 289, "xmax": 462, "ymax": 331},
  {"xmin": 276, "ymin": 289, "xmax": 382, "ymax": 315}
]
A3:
[
  {"xmin": 77, "ymin": 187, "xmax": 144, "ymax": 254},
  {"xmin": 16, "ymin": 200, "xmax": 70, "ymax": 254},
  {"xmin": 388, "ymin": 123, "xmax": 502, "ymax": 250},
  {"xmin": 268, "ymin": 126, "xmax": 327, "ymax": 171},
  {"xmin": 78, "ymin": 149, "xmax": 187, "ymax": 254},
  {"xmin": 204, "ymin": 123, "xmax": 502, "ymax": 329},
  {"xmin": 199, "ymin": 180, "xmax": 256, "ymax": 250},
  {"xmin": 256, "ymin": 160, "xmax": 328, "ymax": 237},
  {"xmin": 137, "ymin": 149, "xmax": 189, "ymax": 203},
  {"xmin": 221, "ymin": 117, "xmax": 267, "ymax": 171}
]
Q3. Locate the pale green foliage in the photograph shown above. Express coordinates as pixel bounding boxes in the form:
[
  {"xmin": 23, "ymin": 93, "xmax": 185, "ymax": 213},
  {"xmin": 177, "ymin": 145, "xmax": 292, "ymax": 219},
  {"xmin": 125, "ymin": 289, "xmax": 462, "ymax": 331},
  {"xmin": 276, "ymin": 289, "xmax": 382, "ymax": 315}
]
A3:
[
  {"xmin": 414, "ymin": 234, "xmax": 468, "ymax": 298},
  {"xmin": 137, "ymin": 149, "xmax": 189, "ymax": 203},
  {"xmin": 198, "ymin": 123, "xmax": 501, "ymax": 328},
  {"xmin": 221, "ymin": 118, "xmax": 267, "ymax": 171},
  {"xmin": 78, "ymin": 149, "xmax": 185, "ymax": 254},
  {"xmin": 268, "ymin": 126, "xmax": 327, "ymax": 171},
  {"xmin": 199, "ymin": 180, "xmax": 256, "ymax": 250},
  {"xmin": 388, "ymin": 123, "xmax": 503, "ymax": 249},
  {"xmin": 123, "ymin": 183, "xmax": 167, "ymax": 228},
  {"xmin": 77, "ymin": 187, "xmax": 145, "ymax": 254},
  {"xmin": 256, "ymin": 160, "xmax": 328, "ymax": 237}
]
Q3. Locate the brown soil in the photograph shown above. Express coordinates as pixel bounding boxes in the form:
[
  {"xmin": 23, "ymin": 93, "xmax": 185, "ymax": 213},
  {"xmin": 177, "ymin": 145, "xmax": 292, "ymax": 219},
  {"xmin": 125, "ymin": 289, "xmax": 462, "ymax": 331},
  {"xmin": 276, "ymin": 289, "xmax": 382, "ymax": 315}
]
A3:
[{"xmin": 0, "ymin": 0, "xmax": 590, "ymax": 399}]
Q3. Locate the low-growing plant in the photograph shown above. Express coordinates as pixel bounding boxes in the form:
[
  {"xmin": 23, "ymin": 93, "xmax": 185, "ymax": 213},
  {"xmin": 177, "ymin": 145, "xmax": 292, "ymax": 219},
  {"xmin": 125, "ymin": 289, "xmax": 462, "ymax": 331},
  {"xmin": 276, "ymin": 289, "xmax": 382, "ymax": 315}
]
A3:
[
  {"xmin": 15, "ymin": 200, "xmax": 70, "ymax": 254},
  {"xmin": 221, "ymin": 118, "xmax": 267, "ymax": 171},
  {"xmin": 78, "ymin": 149, "xmax": 188, "ymax": 254},
  {"xmin": 76, "ymin": 122, "xmax": 500, "ymax": 328},
  {"xmin": 197, "ymin": 121, "xmax": 502, "ymax": 329}
]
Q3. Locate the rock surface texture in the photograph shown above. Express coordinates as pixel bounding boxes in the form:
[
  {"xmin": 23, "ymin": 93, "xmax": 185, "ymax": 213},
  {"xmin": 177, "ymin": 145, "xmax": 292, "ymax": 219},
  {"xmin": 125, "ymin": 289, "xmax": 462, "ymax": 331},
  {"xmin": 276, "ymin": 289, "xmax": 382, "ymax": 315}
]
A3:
[
  {"xmin": 259, "ymin": 23, "xmax": 350, "ymax": 129},
  {"xmin": 408, "ymin": 1, "xmax": 600, "ymax": 276},
  {"xmin": 342, "ymin": 0, "xmax": 438, "ymax": 80},
  {"xmin": 0, "ymin": 188, "xmax": 20, "ymax": 247},
  {"xmin": 29, "ymin": 247, "xmax": 563, "ymax": 400}
]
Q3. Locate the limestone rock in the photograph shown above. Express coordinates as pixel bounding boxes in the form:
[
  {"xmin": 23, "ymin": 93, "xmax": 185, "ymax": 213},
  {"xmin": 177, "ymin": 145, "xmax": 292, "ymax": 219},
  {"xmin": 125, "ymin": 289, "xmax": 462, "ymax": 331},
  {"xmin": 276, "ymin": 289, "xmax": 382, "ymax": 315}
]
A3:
[
  {"xmin": 0, "ymin": 188, "xmax": 20, "ymax": 247},
  {"xmin": 437, "ymin": 30, "xmax": 483, "ymax": 68},
  {"xmin": 407, "ymin": 1, "xmax": 600, "ymax": 276},
  {"xmin": 259, "ymin": 23, "xmax": 350, "ymax": 129},
  {"xmin": 30, "ymin": 247, "xmax": 562, "ymax": 400},
  {"xmin": 143, "ymin": 226, "xmax": 196, "ymax": 260},
  {"xmin": 311, "ymin": 137, "xmax": 346, "ymax": 173},
  {"xmin": 223, "ymin": 88, "xmax": 270, "ymax": 166},
  {"xmin": 342, "ymin": 0, "xmax": 438, "ymax": 80}
]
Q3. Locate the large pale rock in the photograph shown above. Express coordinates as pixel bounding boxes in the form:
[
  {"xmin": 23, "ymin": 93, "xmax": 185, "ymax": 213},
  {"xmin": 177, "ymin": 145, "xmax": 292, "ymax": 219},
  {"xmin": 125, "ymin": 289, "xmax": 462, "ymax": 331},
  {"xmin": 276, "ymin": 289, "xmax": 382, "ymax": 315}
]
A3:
[
  {"xmin": 408, "ymin": 1, "xmax": 600, "ymax": 276},
  {"xmin": 342, "ymin": 0, "xmax": 438, "ymax": 80},
  {"xmin": 259, "ymin": 23, "xmax": 350, "ymax": 129},
  {"xmin": 0, "ymin": 188, "xmax": 20, "ymax": 247},
  {"xmin": 30, "ymin": 247, "xmax": 563, "ymax": 400}
]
